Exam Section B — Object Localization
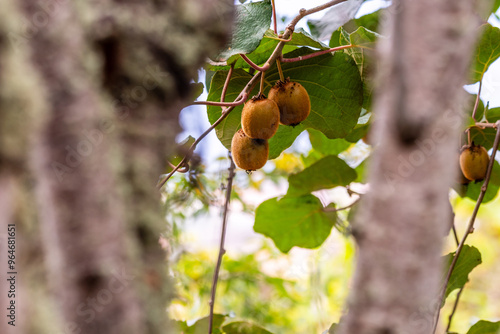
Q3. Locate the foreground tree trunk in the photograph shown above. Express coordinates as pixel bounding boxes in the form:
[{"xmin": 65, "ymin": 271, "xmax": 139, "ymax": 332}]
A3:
[
  {"xmin": 338, "ymin": 1, "xmax": 478, "ymax": 333},
  {"xmin": 0, "ymin": 1, "xmax": 233, "ymax": 333}
]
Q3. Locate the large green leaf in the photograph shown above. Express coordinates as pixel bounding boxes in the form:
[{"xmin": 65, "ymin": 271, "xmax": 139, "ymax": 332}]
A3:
[
  {"xmin": 223, "ymin": 321, "xmax": 274, "ymax": 334},
  {"xmin": 254, "ymin": 194, "xmax": 335, "ymax": 253},
  {"xmin": 467, "ymin": 320, "xmax": 500, "ymax": 334},
  {"xmin": 212, "ymin": 28, "xmax": 327, "ymax": 71},
  {"xmin": 287, "ymin": 155, "xmax": 357, "ymax": 197},
  {"xmin": 470, "ymin": 23, "xmax": 500, "ymax": 83},
  {"xmin": 207, "ymin": 48, "xmax": 363, "ymax": 159},
  {"xmin": 443, "ymin": 245, "xmax": 482, "ymax": 300},
  {"xmin": 308, "ymin": 129, "xmax": 352, "ymax": 155},
  {"xmin": 219, "ymin": 0, "xmax": 273, "ymax": 60},
  {"xmin": 270, "ymin": 48, "xmax": 363, "ymax": 139}
]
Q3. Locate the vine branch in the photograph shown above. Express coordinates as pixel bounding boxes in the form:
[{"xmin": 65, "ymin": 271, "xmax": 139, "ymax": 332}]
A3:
[
  {"xmin": 280, "ymin": 45, "xmax": 357, "ymax": 63},
  {"xmin": 433, "ymin": 120, "xmax": 500, "ymax": 333},
  {"xmin": 159, "ymin": 0, "xmax": 349, "ymax": 189},
  {"xmin": 157, "ymin": 72, "xmax": 261, "ymax": 189},
  {"xmin": 208, "ymin": 154, "xmax": 236, "ymax": 334}
]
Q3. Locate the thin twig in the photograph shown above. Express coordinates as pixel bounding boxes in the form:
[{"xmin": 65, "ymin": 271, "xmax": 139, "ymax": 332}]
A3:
[
  {"xmin": 167, "ymin": 161, "xmax": 189, "ymax": 173},
  {"xmin": 471, "ymin": 80, "xmax": 483, "ymax": 121},
  {"xmin": 323, "ymin": 198, "xmax": 360, "ymax": 212},
  {"xmin": 474, "ymin": 122, "xmax": 497, "ymax": 129},
  {"xmin": 288, "ymin": 0, "xmax": 348, "ymax": 28},
  {"xmin": 281, "ymin": 45, "xmax": 357, "ymax": 62},
  {"xmin": 192, "ymin": 93, "xmax": 247, "ymax": 107},
  {"xmin": 208, "ymin": 154, "xmax": 236, "ymax": 334},
  {"xmin": 221, "ymin": 64, "xmax": 234, "ymax": 102},
  {"xmin": 432, "ymin": 121, "xmax": 500, "ymax": 333},
  {"xmin": 272, "ymin": 0, "xmax": 278, "ymax": 34},
  {"xmin": 157, "ymin": 72, "xmax": 261, "ymax": 189},
  {"xmin": 451, "ymin": 222, "xmax": 459, "ymax": 247},
  {"xmin": 240, "ymin": 54, "xmax": 271, "ymax": 72},
  {"xmin": 445, "ymin": 287, "xmax": 464, "ymax": 333}
]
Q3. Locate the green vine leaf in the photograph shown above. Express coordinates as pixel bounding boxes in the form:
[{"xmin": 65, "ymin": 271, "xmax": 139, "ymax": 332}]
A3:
[
  {"xmin": 268, "ymin": 48, "xmax": 363, "ymax": 139},
  {"xmin": 174, "ymin": 314, "xmax": 226, "ymax": 334},
  {"xmin": 211, "ymin": 28, "xmax": 329, "ymax": 71},
  {"xmin": 308, "ymin": 128, "xmax": 352, "ymax": 155},
  {"xmin": 222, "ymin": 321, "xmax": 274, "ymax": 334},
  {"xmin": 470, "ymin": 23, "xmax": 500, "ymax": 83},
  {"xmin": 287, "ymin": 155, "xmax": 357, "ymax": 197},
  {"xmin": 443, "ymin": 245, "xmax": 482, "ymax": 301},
  {"xmin": 339, "ymin": 26, "xmax": 378, "ymax": 110},
  {"xmin": 218, "ymin": 0, "xmax": 273, "ymax": 61},
  {"xmin": 466, "ymin": 320, "xmax": 500, "ymax": 334},
  {"xmin": 254, "ymin": 194, "xmax": 336, "ymax": 253},
  {"xmin": 207, "ymin": 48, "xmax": 363, "ymax": 159},
  {"xmin": 463, "ymin": 160, "xmax": 500, "ymax": 203}
]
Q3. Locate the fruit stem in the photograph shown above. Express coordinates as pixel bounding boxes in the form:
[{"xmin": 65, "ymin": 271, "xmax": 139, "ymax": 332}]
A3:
[
  {"xmin": 208, "ymin": 154, "xmax": 236, "ymax": 334},
  {"xmin": 471, "ymin": 80, "xmax": 483, "ymax": 121},
  {"xmin": 240, "ymin": 54, "xmax": 270, "ymax": 72},
  {"xmin": 272, "ymin": 0, "xmax": 278, "ymax": 34},
  {"xmin": 276, "ymin": 58, "xmax": 285, "ymax": 82},
  {"xmin": 260, "ymin": 70, "xmax": 265, "ymax": 96},
  {"xmin": 281, "ymin": 44, "xmax": 357, "ymax": 63},
  {"xmin": 221, "ymin": 63, "xmax": 234, "ymax": 102}
]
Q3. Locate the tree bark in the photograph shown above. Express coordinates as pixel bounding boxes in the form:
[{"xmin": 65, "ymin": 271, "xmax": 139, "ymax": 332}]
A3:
[
  {"xmin": 0, "ymin": 0, "xmax": 233, "ymax": 333},
  {"xmin": 338, "ymin": 1, "xmax": 478, "ymax": 333}
]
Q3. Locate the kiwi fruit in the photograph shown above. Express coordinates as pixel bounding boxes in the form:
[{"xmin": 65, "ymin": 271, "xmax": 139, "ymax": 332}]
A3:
[
  {"xmin": 268, "ymin": 79, "xmax": 311, "ymax": 126},
  {"xmin": 231, "ymin": 129, "xmax": 269, "ymax": 171},
  {"xmin": 459, "ymin": 143, "xmax": 489, "ymax": 181},
  {"xmin": 241, "ymin": 95, "xmax": 280, "ymax": 139}
]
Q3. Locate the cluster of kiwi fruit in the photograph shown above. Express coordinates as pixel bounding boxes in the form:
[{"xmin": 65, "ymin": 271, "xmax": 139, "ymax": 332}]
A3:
[
  {"xmin": 458, "ymin": 142, "xmax": 490, "ymax": 184},
  {"xmin": 231, "ymin": 78, "xmax": 311, "ymax": 171}
]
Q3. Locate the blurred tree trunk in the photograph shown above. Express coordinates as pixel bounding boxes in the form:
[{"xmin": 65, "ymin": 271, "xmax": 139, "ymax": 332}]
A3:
[
  {"xmin": 338, "ymin": 1, "xmax": 478, "ymax": 333},
  {"xmin": 0, "ymin": 1, "xmax": 233, "ymax": 334}
]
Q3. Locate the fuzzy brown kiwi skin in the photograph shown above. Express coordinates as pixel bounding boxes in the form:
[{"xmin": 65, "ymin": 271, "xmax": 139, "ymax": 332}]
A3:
[
  {"xmin": 268, "ymin": 79, "xmax": 311, "ymax": 126},
  {"xmin": 241, "ymin": 94, "xmax": 280, "ymax": 140},
  {"xmin": 459, "ymin": 143, "xmax": 490, "ymax": 181},
  {"xmin": 231, "ymin": 129, "xmax": 269, "ymax": 171}
]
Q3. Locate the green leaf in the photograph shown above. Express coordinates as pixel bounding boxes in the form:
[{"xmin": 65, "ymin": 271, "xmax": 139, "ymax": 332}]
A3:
[
  {"xmin": 191, "ymin": 82, "xmax": 204, "ymax": 100},
  {"xmin": 328, "ymin": 323, "xmax": 338, "ymax": 334},
  {"xmin": 470, "ymin": 23, "xmax": 500, "ymax": 83},
  {"xmin": 254, "ymin": 194, "xmax": 335, "ymax": 253},
  {"xmin": 340, "ymin": 27, "xmax": 378, "ymax": 110},
  {"xmin": 443, "ymin": 245, "xmax": 482, "ymax": 300},
  {"xmin": 486, "ymin": 107, "xmax": 500, "ymax": 122},
  {"xmin": 219, "ymin": 0, "xmax": 273, "ymax": 60},
  {"xmin": 222, "ymin": 321, "xmax": 274, "ymax": 334},
  {"xmin": 466, "ymin": 320, "xmax": 500, "ymax": 334},
  {"xmin": 287, "ymin": 155, "xmax": 357, "ymax": 197},
  {"xmin": 271, "ymin": 48, "xmax": 363, "ymax": 139},
  {"xmin": 272, "ymin": 28, "xmax": 329, "ymax": 49},
  {"xmin": 177, "ymin": 315, "xmax": 226, "ymax": 334},
  {"xmin": 353, "ymin": 9, "xmax": 381, "ymax": 33},
  {"xmin": 268, "ymin": 123, "xmax": 306, "ymax": 159},
  {"xmin": 207, "ymin": 48, "xmax": 363, "ymax": 159},
  {"xmin": 308, "ymin": 129, "xmax": 352, "ymax": 156},
  {"xmin": 329, "ymin": 29, "xmax": 342, "ymax": 48},
  {"xmin": 464, "ymin": 161, "xmax": 500, "ymax": 203}
]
